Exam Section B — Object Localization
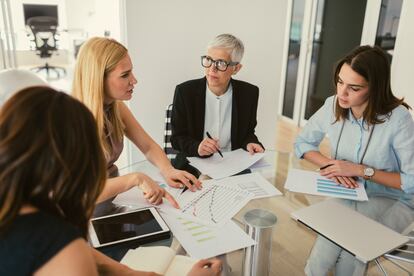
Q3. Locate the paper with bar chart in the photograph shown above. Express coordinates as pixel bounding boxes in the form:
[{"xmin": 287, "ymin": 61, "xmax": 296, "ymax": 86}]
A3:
[
  {"xmin": 285, "ymin": 168, "xmax": 368, "ymax": 201},
  {"xmin": 161, "ymin": 213, "xmax": 255, "ymax": 259}
]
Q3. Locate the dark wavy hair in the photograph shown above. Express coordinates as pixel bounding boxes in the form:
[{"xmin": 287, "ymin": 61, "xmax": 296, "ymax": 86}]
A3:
[
  {"xmin": 0, "ymin": 86, "xmax": 106, "ymax": 237},
  {"xmin": 333, "ymin": 45, "xmax": 410, "ymax": 124}
]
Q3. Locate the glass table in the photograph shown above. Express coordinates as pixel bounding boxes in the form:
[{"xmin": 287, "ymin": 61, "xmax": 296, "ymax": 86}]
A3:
[
  {"xmin": 115, "ymin": 151, "xmax": 320, "ymax": 275},
  {"xmin": 115, "ymin": 151, "xmax": 413, "ymax": 275}
]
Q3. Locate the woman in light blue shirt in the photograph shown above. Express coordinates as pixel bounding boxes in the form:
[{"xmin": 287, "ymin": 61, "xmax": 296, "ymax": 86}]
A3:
[{"xmin": 294, "ymin": 45, "xmax": 414, "ymax": 276}]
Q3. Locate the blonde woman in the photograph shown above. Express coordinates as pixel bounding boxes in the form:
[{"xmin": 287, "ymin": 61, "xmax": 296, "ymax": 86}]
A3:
[{"xmin": 73, "ymin": 37, "xmax": 201, "ymax": 209}]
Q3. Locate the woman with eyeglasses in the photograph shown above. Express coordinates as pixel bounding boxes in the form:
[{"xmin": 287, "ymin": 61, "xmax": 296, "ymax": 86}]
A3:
[
  {"xmin": 171, "ymin": 33, "xmax": 264, "ymax": 161},
  {"xmin": 294, "ymin": 45, "xmax": 414, "ymax": 275}
]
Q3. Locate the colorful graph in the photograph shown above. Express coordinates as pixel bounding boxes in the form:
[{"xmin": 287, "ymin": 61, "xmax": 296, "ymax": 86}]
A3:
[
  {"xmin": 180, "ymin": 185, "xmax": 252, "ymax": 224},
  {"xmin": 316, "ymin": 178, "xmax": 357, "ymax": 197},
  {"xmin": 177, "ymin": 217, "xmax": 216, "ymax": 243},
  {"xmin": 237, "ymin": 181, "xmax": 268, "ymax": 197}
]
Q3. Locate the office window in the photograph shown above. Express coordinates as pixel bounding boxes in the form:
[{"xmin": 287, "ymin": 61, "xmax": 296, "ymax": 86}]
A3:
[{"xmin": 375, "ymin": 0, "xmax": 403, "ymax": 63}]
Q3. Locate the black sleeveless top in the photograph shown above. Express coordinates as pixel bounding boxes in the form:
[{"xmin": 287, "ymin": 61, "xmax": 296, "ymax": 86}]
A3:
[{"xmin": 0, "ymin": 212, "xmax": 81, "ymax": 276}]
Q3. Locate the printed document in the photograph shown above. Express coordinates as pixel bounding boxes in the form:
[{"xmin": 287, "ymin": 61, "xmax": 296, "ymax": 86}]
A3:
[
  {"xmin": 161, "ymin": 213, "xmax": 255, "ymax": 259},
  {"xmin": 113, "ymin": 180, "xmax": 254, "ymax": 226},
  {"xmin": 187, "ymin": 149, "xmax": 265, "ymax": 179},
  {"xmin": 214, "ymin": 172, "xmax": 282, "ymax": 199},
  {"xmin": 176, "ymin": 180, "xmax": 254, "ymax": 225},
  {"xmin": 285, "ymin": 168, "xmax": 368, "ymax": 201}
]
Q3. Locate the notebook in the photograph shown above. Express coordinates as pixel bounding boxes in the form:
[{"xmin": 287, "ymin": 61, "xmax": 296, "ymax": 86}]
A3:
[
  {"xmin": 121, "ymin": 246, "xmax": 197, "ymax": 276},
  {"xmin": 291, "ymin": 199, "xmax": 409, "ymax": 263}
]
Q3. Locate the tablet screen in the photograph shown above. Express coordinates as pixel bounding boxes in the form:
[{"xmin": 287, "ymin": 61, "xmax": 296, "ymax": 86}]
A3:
[{"xmin": 92, "ymin": 209, "xmax": 163, "ymax": 244}]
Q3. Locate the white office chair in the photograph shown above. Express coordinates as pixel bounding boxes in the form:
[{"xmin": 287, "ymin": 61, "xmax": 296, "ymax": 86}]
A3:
[{"xmin": 0, "ymin": 69, "xmax": 47, "ymax": 106}]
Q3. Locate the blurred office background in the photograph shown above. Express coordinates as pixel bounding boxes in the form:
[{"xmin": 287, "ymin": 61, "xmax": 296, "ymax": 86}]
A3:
[{"xmin": 1, "ymin": 0, "xmax": 413, "ymax": 167}]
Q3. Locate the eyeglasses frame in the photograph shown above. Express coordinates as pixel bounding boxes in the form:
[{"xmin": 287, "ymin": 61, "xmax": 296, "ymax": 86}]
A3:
[{"xmin": 200, "ymin": 55, "xmax": 239, "ymax": 72}]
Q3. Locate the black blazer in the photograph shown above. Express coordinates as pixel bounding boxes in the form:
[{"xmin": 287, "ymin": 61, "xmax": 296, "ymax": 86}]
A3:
[{"xmin": 171, "ymin": 77, "xmax": 263, "ymax": 157}]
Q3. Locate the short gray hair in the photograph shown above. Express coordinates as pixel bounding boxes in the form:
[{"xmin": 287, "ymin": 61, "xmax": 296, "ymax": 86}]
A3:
[{"xmin": 207, "ymin": 34, "xmax": 244, "ymax": 63}]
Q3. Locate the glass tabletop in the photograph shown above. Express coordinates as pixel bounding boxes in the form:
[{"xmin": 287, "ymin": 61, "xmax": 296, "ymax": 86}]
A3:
[
  {"xmin": 116, "ymin": 150, "xmax": 414, "ymax": 275},
  {"xmin": 116, "ymin": 150, "xmax": 322, "ymax": 275}
]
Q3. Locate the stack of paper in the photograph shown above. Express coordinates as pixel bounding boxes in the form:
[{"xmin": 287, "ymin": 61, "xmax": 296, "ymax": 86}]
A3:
[
  {"xmin": 112, "ymin": 171, "xmax": 282, "ymax": 258},
  {"xmin": 187, "ymin": 149, "xmax": 265, "ymax": 179}
]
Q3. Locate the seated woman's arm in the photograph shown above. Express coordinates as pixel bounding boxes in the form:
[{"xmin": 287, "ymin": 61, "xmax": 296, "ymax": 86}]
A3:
[
  {"xmin": 170, "ymin": 84, "xmax": 202, "ymax": 156},
  {"xmin": 119, "ymin": 102, "xmax": 201, "ymax": 190},
  {"xmin": 294, "ymin": 97, "xmax": 334, "ymax": 162},
  {"xmin": 240, "ymin": 86, "xmax": 264, "ymax": 152},
  {"xmin": 319, "ymin": 110, "xmax": 414, "ymax": 191},
  {"xmin": 97, "ymin": 173, "xmax": 178, "ymax": 208},
  {"xmin": 35, "ymin": 239, "xmax": 98, "ymax": 276}
]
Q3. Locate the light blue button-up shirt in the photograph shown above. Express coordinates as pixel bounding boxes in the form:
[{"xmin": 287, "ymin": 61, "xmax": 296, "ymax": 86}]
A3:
[{"xmin": 294, "ymin": 96, "xmax": 414, "ymax": 208}]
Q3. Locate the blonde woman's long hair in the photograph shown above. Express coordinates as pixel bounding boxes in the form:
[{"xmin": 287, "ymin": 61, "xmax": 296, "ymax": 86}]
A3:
[{"xmin": 72, "ymin": 37, "xmax": 127, "ymax": 159}]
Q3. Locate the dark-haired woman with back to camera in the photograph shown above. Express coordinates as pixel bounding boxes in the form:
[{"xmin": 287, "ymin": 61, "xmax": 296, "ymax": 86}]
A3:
[
  {"xmin": 0, "ymin": 86, "xmax": 222, "ymax": 276},
  {"xmin": 0, "ymin": 86, "xmax": 105, "ymax": 275},
  {"xmin": 295, "ymin": 45, "xmax": 414, "ymax": 275}
]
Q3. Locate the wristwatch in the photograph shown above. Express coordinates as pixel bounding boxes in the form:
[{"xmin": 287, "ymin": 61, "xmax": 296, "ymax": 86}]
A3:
[{"xmin": 363, "ymin": 166, "xmax": 375, "ymax": 180}]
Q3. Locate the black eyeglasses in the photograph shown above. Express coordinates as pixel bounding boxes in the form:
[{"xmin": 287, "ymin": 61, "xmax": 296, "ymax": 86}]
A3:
[{"xmin": 201, "ymin": 55, "xmax": 239, "ymax": 72}]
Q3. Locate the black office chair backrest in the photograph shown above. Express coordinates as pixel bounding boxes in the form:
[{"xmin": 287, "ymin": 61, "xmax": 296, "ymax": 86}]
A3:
[
  {"xmin": 27, "ymin": 16, "xmax": 59, "ymax": 58},
  {"xmin": 164, "ymin": 104, "xmax": 178, "ymax": 159}
]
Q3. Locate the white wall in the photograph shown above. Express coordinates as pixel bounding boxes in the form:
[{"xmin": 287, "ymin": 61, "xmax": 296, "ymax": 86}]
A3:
[
  {"xmin": 65, "ymin": 0, "xmax": 121, "ymax": 40},
  {"xmin": 64, "ymin": 0, "xmax": 95, "ymax": 33},
  {"xmin": 391, "ymin": 0, "xmax": 414, "ymax": 110},
  {"xmin": 124, "ymin": 0, "xmax": 288, "ymax": 162}
]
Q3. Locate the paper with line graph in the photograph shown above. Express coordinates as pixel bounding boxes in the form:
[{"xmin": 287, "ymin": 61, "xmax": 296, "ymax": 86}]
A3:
[
  {"xmin": 285, "ymin": 168, "xmax": 368, "ymax": 201},
  {"xmin": 161, "ymin": 213, "xmax": 255, "ymax": 259},
  {"xmin": 175, "ymin": 181, "xmax": 254, "ymax": 225},
  {"xmin": 214, "ymin": 172, "xmax": 282, "ymax": 199},
  {"xmin": 113, "ymin": 180, "xmax": 254, "ymax": 226}
]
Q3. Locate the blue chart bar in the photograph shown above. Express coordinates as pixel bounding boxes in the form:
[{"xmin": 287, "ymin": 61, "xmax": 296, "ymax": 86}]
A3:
[{"xmin": 317, "ymin": 178, "xmax": 357, "ymax": 197}]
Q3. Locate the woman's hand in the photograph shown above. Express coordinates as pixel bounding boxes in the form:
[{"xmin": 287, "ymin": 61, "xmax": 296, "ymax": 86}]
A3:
[
  {"xmin": 187, "ymin": 258, "xmax": 222, "ymax": 276},
  {"xmin": 161, "ymin": 168, "xmax": 202, "ymax": 191},
  {"xmin": 330, "ymin": 176, "xmax": 359, "ymax": 188},
  {"xmin": 246, "ymin": 143, "xmax": 264, "ymax": 154},
  {"xmin": 134, "ymin": 173, "xmax": 179, "ymax": 208},
  {"xmin": 319, "ymin": 160, "xmax": 364, "ymax": 188},
  {"xmin": 198, "ymin": 137, "xmax": 220, "ymax": 156}
]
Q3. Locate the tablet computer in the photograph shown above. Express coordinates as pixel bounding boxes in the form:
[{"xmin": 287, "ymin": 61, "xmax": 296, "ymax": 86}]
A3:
[{"xmin": 88, "ymin": 207, "xmax": 170, "ymax": 248}]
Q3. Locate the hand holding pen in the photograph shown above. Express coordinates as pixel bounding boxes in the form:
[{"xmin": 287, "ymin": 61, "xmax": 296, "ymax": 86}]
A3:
[
  {"xmin": 317, "ymin": 161, "xmax": 359, "ymax": 189},
  {"xmin": 206, "ymin": 132, "xmax": 223, "ymax": 157},
  {"xmin": 317, "ymin": 163, "xmax": 333, "ymax": 171},
  {"xmin": 197, "ymin": 131, "xmax": 223, "ymax": 157}
]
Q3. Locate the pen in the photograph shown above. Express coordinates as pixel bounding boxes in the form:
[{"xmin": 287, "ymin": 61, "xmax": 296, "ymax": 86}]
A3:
[
  {"xmin": 206, "ymin": 131, "xmax": 223, "ymax": 158},
  {"xmin": 181, "ymin": 186, "xmax": 188, "ymax": 194},
  {"xmin": 318, "ymin": 163, "xmax": 333, "ymax": 171},
  {"xmin": 181, "ymin": 180, "xmax": 193, "ymax": 194}
]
